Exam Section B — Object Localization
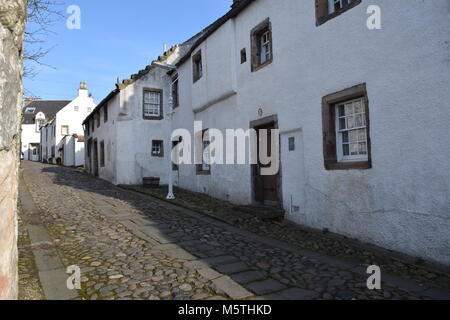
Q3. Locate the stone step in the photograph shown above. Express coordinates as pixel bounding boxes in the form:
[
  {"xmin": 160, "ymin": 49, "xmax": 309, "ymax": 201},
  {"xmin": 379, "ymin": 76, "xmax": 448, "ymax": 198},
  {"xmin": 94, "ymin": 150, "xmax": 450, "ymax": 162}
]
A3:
[
  {"xmin": 233, "ymin": 205, "xmax": 284, "ymax": 221},
  {"xmin": 143, "ymin": 177, "xmax": 160, "ymax": 188}
]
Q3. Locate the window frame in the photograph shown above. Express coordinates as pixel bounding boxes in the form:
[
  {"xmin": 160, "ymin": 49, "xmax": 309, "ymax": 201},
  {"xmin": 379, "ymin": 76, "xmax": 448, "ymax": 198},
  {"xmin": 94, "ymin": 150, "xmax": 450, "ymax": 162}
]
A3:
[
  {"xmin": 61, "ymin": 125, "xmax": 69, "ymax": 136},
  {"xmin": 335, "ymin": 97, "xmax": 369, "ymax": 162},
  {"xmin": 143, "ymin": 88, "xmax": 163, "ymax": 120},
  {"xmin": 100, "ymin": 140, "xmax": 105, "ymax": 167},
  {"xmin": 251, "ymin": 18, "xmax": 273, "ymax": 72},
  {"xmin": 192, "ymin": 50, "xmax": 203, "ymax": 83},
  {"xmin": 315, "ymin": 0, "xmax": 361, "ymax": 26},
  {"xmin": 104, "ymin": 105, "xmax": 108, "ymax": 123},
  {"xmin": 322, "ymin": 83, "xmax": 372, "ymax": 170},
  {"xmin": 151, "ymin": 140, "xmax": 164, "ymax": 158},
  {"xmin": 196, "ymin": 129, "xmax": 211, "ymax": 175},
  {"xmin": 240, "ymin": 48, "xmax": 247, "ymax": 64},
  {"xmin": 172, "ymin": 74, "xmax": 179, "ymax": 109}
]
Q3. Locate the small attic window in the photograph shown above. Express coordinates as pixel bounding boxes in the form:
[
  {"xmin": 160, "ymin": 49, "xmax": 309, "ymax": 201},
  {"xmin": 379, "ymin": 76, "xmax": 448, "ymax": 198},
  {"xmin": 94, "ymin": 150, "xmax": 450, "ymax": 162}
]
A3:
[
  {"xmin": 25, "ymin": 107, "xmax": 36, "ymax": 113},
  {"xmin": 192, "ymin": 50, "xmax": 203, "ymax": 83}
]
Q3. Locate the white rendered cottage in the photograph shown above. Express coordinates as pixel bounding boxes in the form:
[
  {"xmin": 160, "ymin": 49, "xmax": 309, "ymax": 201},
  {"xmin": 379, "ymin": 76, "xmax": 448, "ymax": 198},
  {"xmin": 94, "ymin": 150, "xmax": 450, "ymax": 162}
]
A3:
[
  {"xmin": 83, "ymin": 0, "xmax": 449, "ymax": 266},
  {"xmin": 83, "ymin": 45, "xmax": 189, "ymax": 184},
  {"xmin": 164, "ymin": 0, "xmax": 450, "ymax": 265},
  {"xmin": 40, "ymin": 82, "xmax": 96, "ymax": 166},
  {"xmin": 21, "ymin": 100, "xmax": 70, "ymax": 161}
]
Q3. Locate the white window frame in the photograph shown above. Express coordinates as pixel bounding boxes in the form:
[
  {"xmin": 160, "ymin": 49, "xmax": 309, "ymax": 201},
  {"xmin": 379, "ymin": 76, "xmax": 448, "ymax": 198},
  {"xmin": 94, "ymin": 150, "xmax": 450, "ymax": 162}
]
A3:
[
  {"xmin": 151, "ymin": 140, "xmax": 163, "ymax": 157},
  {"xmin": 202, "ymin": 131, "xmax": 211, "ymax": 172},
  {"xmin": 144, "ymin": 90, "xmax": 161, "ymax": 117},
  {"xmin": 36, "ymin": 119, "xmax": 44, "ymax": 133},
  {"xmin": 25, "ymin": 107, "xmax": 36, "ymax": 113},
  {"xmin": 335, "ymin": 97, "xmax": 368, "ymax": 162},
  {"xmin": 61, "ymin": 125, "xmax": 69, "ymax": 136},
  {"xmin": 260, "ymin": 30, "xmax": 271, "ymax": 65},
  {"xmin": 329, "ymin": 0, "xmax": 354, "ymax": 14}
]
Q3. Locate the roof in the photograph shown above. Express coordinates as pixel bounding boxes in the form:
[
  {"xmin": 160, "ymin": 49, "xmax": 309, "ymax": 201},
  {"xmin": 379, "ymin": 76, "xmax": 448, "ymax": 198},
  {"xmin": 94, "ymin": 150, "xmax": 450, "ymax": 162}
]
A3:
[
  {"xmin": 83, "ymin": 1, "xmax": 255, "ymax": 126},
  {"xmin": 176, "ymin": 0, "xmax": 255, "ymax": 67},
  {"xmin": 22, "ymin": 100, "xmax": 70, "ymax": 125},
  {"xmin": 83, "ymin": 33, "xmax": 207, "ymax": 126}
]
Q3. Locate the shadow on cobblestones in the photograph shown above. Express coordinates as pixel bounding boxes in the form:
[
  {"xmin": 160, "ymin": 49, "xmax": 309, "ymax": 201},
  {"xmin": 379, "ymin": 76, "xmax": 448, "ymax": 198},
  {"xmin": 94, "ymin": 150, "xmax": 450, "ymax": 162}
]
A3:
[{"xmin": 20, "ymin": 162, "xmax": 450, "ymax": 300}]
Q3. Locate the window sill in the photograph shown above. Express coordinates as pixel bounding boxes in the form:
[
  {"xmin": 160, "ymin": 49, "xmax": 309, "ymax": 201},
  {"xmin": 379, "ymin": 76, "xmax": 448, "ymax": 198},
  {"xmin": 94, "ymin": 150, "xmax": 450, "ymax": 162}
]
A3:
[
  {"xmin": 144, "ymin": 115, "xmax": 164, "ymax": 120},
  {"xmin": 251, "ymin": 59, "xmax": 272, "ymax": 73},
  {"xmin": 316, "ymin": 0, "xmax": 362, "ymax": 26},
  {"xmin": 196, "ymin": 170, "xmax": 211, "ymax": 176},
  {"xmin": 193, "ymin": 77, "xmax": 202, "ymax": 84},
  {"xmin": 325, "ymin": 161, "xmax": 371, "ymax": 171}
]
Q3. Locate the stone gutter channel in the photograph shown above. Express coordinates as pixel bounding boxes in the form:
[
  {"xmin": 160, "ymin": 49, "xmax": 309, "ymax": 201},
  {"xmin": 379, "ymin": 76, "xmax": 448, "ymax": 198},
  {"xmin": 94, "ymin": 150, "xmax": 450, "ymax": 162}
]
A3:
[{"xmin": 19, "ymin": 172, "xmax": 78, "ymax": 300}]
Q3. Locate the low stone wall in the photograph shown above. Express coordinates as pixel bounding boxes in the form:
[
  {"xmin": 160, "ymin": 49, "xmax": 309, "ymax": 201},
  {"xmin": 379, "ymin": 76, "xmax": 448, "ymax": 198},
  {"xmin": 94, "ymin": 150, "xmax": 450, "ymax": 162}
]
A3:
[{"xmin": 0, "ymin": 0, "xmax": 27, "ymax": 300}]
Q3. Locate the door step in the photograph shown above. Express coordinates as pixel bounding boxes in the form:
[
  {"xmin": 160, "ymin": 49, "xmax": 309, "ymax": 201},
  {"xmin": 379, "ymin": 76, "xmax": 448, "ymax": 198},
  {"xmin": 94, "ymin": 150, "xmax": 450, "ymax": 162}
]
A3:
[{"xmin": 233, "ymin": 205, "xmax": 285, "ymax": 221}]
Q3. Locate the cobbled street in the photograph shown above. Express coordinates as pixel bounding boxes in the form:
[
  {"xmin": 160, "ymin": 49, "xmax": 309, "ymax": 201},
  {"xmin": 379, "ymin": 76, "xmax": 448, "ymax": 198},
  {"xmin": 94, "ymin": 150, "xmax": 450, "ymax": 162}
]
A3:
[{"xmin": 18, "ymin": 161, "xmax": 450, "ymax": 300}]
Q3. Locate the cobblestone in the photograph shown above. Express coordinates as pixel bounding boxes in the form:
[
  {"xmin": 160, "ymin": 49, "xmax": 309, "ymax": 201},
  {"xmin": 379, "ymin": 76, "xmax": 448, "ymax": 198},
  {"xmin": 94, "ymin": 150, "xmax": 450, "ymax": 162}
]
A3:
[{"xmin": 18, "ymin": 162, "xmax": 450, "ymax": 300}]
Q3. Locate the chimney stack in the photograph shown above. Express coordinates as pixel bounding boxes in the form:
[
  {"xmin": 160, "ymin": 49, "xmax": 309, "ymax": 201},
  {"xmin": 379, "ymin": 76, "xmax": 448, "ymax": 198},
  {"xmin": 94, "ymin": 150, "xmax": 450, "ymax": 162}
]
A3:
[{"xmin": 78, "ymin": 81, "xmax": 89, "ymax": 98}]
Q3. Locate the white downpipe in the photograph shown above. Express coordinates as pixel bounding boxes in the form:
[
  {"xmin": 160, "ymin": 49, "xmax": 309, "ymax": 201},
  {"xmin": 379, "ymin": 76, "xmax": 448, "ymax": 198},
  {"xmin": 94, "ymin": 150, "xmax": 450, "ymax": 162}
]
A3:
[{"xmin": 166, "ymin": 73, "xmax": 177, "ymax": 200}]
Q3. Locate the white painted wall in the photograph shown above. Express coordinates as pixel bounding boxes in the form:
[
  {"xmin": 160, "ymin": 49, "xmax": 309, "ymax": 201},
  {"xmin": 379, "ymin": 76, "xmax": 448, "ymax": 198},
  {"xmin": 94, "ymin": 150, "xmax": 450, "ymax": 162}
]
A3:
[
  {"xmin": 53, "ymin": 87, "xmax": 95, "ymax": 164},
  {"xmin": 21, "ymin": 124, "xmax": 40, "ymax": 161},
  {"xmin": 74, "ymin": 139, "xmax": 84, "ymax": 167},
  {"xmin": 39, "ymin": 86, "xmax": 95, "ymax": 166},
  {"xmin": 85, "ymin": 65, "xmax": 173, "ymax": 186},
  {"xmin": 170, "ymin": 0, "xmax": 450, "ymax": 265}
]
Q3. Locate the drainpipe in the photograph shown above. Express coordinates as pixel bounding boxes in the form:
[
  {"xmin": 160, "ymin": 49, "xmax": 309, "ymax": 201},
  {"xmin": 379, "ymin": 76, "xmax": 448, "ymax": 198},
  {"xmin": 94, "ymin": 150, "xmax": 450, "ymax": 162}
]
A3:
[{"xmin": 166, "ymin": 68, "xmax": 177, "ymax": 200}]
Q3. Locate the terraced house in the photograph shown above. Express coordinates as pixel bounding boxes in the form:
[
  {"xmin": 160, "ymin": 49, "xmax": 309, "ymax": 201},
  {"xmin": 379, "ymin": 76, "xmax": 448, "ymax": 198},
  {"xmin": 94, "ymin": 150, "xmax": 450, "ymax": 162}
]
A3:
[
  {"xmin": 40, "ymin": 83, "xmax": 96, "ymax": 166},
  {"xmin": 84, "ymin": 0, "xmax": 450, "ymax": 266},
  {"xmin": 82, "ymin": 42, "xmax": 199, "ymax": 184}
]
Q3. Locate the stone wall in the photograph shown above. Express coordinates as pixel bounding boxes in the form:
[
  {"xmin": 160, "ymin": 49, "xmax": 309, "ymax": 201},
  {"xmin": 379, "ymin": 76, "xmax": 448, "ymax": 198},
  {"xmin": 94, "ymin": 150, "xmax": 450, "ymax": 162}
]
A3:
[{"xmin": 0, "ymin": 0, "xmax": 27, "ymax": 300}]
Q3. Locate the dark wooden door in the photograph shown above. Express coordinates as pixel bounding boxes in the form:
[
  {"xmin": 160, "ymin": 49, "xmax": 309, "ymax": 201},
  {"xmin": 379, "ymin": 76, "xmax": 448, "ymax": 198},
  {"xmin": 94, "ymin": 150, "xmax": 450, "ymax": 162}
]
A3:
[
  {"xmin": 93, "ymin": 140, "xmax": 99, "ymax": 177},
  {"xmin": 254, "ymin": 122, "xmax": 279, "ymax": 204}
]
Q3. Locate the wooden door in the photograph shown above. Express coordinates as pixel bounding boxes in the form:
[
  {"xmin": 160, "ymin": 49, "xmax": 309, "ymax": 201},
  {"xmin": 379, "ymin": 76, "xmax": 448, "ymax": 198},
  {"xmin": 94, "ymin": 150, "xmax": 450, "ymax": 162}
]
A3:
[
  {"xmin": 93, "ymin": 140, "xmax": 99, "ymax": 177},
  {"xmin": 254, "ymin": 122, "xmax": 279, "ymax": 204}
]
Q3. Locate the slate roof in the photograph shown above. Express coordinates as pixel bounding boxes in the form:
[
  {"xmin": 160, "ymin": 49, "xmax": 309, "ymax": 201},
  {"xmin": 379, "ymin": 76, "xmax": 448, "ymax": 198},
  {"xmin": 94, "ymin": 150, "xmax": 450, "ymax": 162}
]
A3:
[{"xmin": 22, "ymin": 100, "xmax": 70, "ymax": 125}]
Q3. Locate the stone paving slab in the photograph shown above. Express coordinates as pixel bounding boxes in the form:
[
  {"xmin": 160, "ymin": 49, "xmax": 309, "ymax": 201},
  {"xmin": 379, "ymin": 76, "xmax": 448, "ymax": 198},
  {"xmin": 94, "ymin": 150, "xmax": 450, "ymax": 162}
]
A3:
[
  {"xmin": 231, "ymin": 271, "xmax": 267, "ymax": 284},
  {"xmin": 261, "ymin": 288, "xmax": 318, "ymax": 300},
  {"xmin": 216, "ymin": 262, "xmax": 251, "ymax": 274},
  {"xmin": 245, "ymin": 279, "xmax": 287, "ymax": 296},
  {"xmin": 212, "ymin": 276, "xmax": 254, "ymax": 300},
  {"xmin": 19, "ymin": 176, "xmax": 78, "ymax": 301}
]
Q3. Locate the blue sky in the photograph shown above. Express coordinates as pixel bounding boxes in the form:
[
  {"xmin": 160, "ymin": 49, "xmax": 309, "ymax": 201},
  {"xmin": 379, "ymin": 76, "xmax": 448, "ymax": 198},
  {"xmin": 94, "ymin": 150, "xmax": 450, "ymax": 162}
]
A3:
[{"xmin": 24, "ymin": 0, "xmax": 232, "ymax": 102}]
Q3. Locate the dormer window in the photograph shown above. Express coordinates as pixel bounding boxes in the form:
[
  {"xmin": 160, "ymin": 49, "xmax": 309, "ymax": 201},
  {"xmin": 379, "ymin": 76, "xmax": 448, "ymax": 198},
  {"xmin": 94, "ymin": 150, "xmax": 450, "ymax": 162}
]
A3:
[{"xmin": 25, "ymin": 107, "xmax": 36, "ymax": 113}]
